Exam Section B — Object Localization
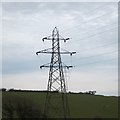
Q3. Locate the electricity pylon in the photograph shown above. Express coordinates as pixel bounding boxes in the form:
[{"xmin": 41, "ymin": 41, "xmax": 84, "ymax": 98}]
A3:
[{"xmin": 36, "ymin": 27, "xmax": 76, "ymax": 118}]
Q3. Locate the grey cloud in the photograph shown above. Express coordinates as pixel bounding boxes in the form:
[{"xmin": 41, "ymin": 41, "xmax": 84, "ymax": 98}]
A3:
[
  {"xmin": 3, "ymin": 2, "xmax": 115, "ymax": 16},
  {"xmin": 2, "ymin": 2, "xmax": 118, "ymax": 95}
]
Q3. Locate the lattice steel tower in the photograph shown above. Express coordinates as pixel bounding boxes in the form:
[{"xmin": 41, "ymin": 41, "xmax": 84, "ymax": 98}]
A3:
[{"xmin": 36, "ymin": 27, "xmax": 76, "ymax": 118}]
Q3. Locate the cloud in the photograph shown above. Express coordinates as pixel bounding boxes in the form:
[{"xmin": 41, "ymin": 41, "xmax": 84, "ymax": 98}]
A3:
[
  {"xmin": 2, "ymin": 71, "xmax": 48, "ymax": 90},
  {"xmin": 2, "ymin": 2, "xmax": 118, "ymax": 95},
  {"xmin": 67, "ymin": 70, "xmax": 118, "ymax": 96},
  {"xmin": 2, "ymin": 69, "xmax": 118, "ymax": 96}
]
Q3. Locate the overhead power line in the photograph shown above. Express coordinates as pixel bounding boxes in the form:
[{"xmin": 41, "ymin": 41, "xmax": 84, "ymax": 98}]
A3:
[
  {"xmin": 77, "ymin": 41, "xmax": 118, "ymax": 52},
  {"xmin": 71, "ymin": 22, "xmax": 117, "ymax": 37},
  {"xmin": 58, "ymin": 2, "xmax": 110, "ymax": 28},
  {"xmin": 75, "ymin": 58, "xmax": 117, "ymax": 67},
  {"xmin": 75, "ymin": 50, "xmax": 118, "ymax": 60},
  {"xmin": 75, "ymin": 26, "xmax": 118, "ymax": 42},
  {"xmin": 60, "ymin": 7, "xmax": 117, "ymax": 33}
]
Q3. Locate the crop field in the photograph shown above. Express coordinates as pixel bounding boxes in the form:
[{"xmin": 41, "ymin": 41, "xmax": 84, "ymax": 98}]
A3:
[{"xmin": 2, "ymin": 91, "xmax": 118, "ymax": 119}]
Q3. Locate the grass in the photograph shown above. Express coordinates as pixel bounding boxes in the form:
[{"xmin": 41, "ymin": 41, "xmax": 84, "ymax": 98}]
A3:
[{"xmin": 2, "ymin": 91, "xmax": 118, "ymax": 118}]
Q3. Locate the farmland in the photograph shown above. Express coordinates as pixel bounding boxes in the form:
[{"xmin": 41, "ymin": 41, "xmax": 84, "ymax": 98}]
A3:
[{"xmin": 2, "ymin": 91, "xmax": 118, "ymax": 119}]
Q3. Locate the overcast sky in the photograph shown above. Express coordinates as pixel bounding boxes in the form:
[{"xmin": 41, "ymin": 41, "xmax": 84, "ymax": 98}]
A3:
[{"xmin": 2, "ymin": 2, "xmax": 118, "ymax": 96}]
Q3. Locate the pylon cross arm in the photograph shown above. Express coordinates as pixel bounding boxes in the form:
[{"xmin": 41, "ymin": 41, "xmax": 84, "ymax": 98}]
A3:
[
  {"xmin": 42, "ymin": 37, "xmax": 70, "ymax": 42},
  {"xmin": 40, "ymin": 65, "xmax": 73, "ymax": 69},
  {"xmin": 36, "ymin": 51, "xmax": 76, "ymax": 55}
]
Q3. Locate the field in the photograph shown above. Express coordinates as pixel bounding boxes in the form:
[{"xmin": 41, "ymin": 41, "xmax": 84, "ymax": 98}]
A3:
[{"xmin": 2, "ymin": 91, "xmax": 118, "ymax": 119}]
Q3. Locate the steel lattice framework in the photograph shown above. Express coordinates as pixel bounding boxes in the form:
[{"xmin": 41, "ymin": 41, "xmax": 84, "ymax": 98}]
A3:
[{"xmin": 36, "ymin": 27, "xmax": 76, "ymax": 118}]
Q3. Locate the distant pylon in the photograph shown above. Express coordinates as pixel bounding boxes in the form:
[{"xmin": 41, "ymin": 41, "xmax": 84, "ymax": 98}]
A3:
[{"xmin": 36, "ymin": 27, "xmax": 76, "ymax": 118}]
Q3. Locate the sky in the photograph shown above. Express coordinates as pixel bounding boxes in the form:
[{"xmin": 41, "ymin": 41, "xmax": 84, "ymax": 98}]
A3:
[{"xmin": 2, "ymin": 2, "xmax": 118, "ymax": 96}]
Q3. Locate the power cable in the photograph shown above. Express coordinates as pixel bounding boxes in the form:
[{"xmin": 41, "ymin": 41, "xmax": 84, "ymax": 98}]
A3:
[
  {"xmin": 71, "ymin": 22, "xmax": 117, "ymax": 37},
  {"xmin": 76, "ymin": 41, "xmax": 118, "ymax": 52},
  {"xmin": 58, "ymin": 2, "xmax": 110, "ymax": 28},
  {"xmin": 75, "ymin": 50, "xmax": 118, "ymax": 60},
  {"xmin": 75, "ymin": 58, "xmax": 117, "ymax": 67},
  {"xmin": 60, "ymin": 7, "xmax": 117, "ymax": 33},
  {"xmin": 75, "ymin": 26, "xmax": 118, "ymax": 42}
]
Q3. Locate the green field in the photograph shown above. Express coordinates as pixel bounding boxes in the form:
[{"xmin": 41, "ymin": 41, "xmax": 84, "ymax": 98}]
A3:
[{"xmin": 2, "ymin": 91, "xmax": 118, "ymax": 119}]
